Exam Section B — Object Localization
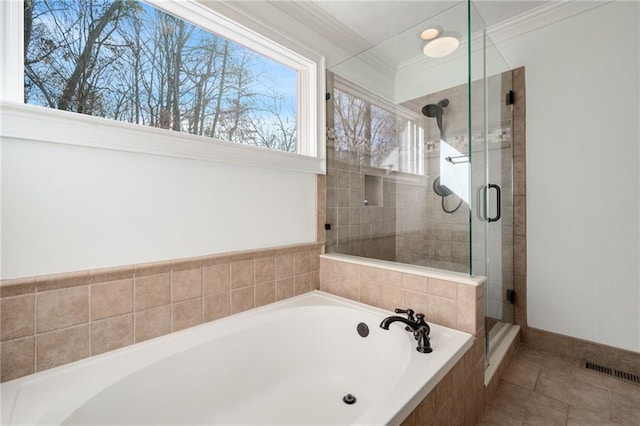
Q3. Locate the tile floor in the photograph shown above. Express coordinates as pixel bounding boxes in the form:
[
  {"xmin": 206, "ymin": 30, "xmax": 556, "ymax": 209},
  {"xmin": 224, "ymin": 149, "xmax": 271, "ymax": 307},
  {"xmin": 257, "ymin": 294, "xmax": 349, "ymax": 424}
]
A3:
[{"xmin": 478, "ymin": 345, "xmax": 640, "ymax": 425}]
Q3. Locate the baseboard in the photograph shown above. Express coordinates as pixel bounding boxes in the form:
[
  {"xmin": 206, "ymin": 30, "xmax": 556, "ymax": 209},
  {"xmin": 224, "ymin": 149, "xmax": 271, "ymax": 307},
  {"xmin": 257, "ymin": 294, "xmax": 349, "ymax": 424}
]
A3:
[{"xmin": 526, "ymin": 327, "xmax": 640, "ymax": 377}]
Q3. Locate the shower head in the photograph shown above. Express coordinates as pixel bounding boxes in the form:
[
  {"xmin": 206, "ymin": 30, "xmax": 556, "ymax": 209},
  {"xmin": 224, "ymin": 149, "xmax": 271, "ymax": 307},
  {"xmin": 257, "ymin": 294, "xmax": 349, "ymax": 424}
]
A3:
[
  {"xmin": 421, "ymin": 103, "xmax": 442, "ymax": 118},
  {"xmin": 421, "ymin": 98, "xmax": 449, "ymax": 139},
  {"xmin": 421, "ymin": 98, "xmax": 449, "ymax": 118}
]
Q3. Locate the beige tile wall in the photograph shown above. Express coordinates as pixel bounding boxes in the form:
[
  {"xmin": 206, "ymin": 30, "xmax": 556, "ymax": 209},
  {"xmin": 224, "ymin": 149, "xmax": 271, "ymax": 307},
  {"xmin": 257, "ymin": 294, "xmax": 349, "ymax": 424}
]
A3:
[
  {"xmin": 397, "ymin": 80, "xmax": 486, "ymax": 274},
  {"xmin": 319, "ymin": 256, "xmax": 485, "ymax": 337},
  {"xmin": 400, "ymin": 341, "xmax": 488, "ymax": 426},
  {"xmin": 324, "ymin": 152, "xmax": 399, "ymax": 261},
  {"xmin": 512, "ymin": 66, "xmax": 528, "ymax": 340},
  {"xmin": 0, "ymin": 242, "xmax": 322, "ymax": 382}
]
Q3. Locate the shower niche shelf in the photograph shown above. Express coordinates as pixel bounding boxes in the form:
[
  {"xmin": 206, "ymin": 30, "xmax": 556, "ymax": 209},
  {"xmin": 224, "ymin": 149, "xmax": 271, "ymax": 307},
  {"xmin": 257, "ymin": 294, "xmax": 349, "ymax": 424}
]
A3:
[{"xmin": 364, "ymin": 174, "xmax": 383, "ymax": 207}]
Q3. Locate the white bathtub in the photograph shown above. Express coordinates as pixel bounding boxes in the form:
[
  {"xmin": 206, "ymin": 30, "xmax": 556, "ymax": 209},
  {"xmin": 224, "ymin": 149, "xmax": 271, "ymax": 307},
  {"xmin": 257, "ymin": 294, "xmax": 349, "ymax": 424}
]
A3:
[{"xmin": 1, "ymin": 291, "xmax": 473, "ymax": 425}]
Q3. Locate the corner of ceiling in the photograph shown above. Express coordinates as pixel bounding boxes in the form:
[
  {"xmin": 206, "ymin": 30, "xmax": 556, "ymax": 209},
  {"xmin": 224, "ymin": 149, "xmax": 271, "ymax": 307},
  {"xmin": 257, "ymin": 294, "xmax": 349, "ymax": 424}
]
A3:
[{"xmin": 485, "ymin": 0, "xmax": 613, "ymax": 45}]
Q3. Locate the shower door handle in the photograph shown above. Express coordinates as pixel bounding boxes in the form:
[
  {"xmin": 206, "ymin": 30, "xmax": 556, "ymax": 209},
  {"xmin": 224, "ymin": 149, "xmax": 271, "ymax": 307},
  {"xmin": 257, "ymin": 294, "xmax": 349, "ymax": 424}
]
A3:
[
  {"xmin": 487, "ymin": 184, "xmax": 501, "ymax": 223},
  {"xmin": 481, "ymin": 184, "xmax": 502, "ymax": 222}
]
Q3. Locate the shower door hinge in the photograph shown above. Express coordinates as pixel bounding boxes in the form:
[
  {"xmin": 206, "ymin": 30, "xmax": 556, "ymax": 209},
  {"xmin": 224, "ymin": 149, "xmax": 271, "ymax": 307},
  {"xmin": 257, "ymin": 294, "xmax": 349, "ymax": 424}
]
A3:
[
  {"xmin": 506, "ymin": 289, "xmax": 516, "ymax": 304},
  {"xmin": 326, "ymin": 92, "xmax": 331, "ymax": 101},
  {"xmin": 506, "ymin": 90, "xmax": 515, "ymax": 106}
]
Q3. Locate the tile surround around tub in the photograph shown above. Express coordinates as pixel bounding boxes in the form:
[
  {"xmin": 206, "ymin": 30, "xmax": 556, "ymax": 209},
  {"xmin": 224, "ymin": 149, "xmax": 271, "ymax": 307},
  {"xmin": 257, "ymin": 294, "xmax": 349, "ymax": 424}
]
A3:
[
  {"xmin": 400, "ymin": 342, "xmax": 487, "ymax": 426},
  {"xmin": 0, "ymin": 242, "xmax": 323, "ymax": 382},
  {"xmin": 319, "ymin": 253, "xmax": 486, "ymax": 336},
  {"xmin": 320, "ymin": 253, "xmax": 490, "ymax": 424},
  {"xmin": 36, "ymin": 286, "xmax": 89, "ymax": 333},
  {"xmin": 1, "ymin": 294, "xmax": 35, "ymax": 341},
  {"xmin": 90, "ymin": 278, "xmax": 133, "ymax": 321}
]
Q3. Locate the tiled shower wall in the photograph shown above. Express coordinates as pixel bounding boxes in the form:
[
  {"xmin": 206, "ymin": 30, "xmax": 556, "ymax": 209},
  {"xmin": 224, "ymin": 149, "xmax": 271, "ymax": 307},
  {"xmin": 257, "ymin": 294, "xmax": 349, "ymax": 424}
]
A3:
[
  {"xmin": 325, "ymin": 73, "xmax": 398, "ymax": 261},
  {"xmin": 394, "ymin": 171, "xmax": 469, "ymax": 272},
  {"xmin": 325, "ymin": 71, "xmax": 513, "ymax": 274},
  {"xmin": 324, "ymin": 157, "xmax": 398, "ymax": 261},
  {"xmin": 512, "ymin": 67, "xmax": 528, "ymax": 339},
  {"xmin": 0, "ymin": 242, "xmax": 322, "ymax": 382},
  {"xmin": 397, "ymin": 84, "xmax": 471, "ymax": 273}
]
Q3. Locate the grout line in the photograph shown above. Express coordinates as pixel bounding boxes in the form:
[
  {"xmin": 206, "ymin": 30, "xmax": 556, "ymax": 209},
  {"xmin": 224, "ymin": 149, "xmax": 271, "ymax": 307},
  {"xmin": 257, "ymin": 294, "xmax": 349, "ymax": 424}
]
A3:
[
  {"xmin": 132, "ymin": 275, "xmax": 137, "ymax": 343},
  {"xmin": 252, "ymin": 258, "xmax": 257, "ymax": 307},
  {"xmin": 33, "ymin": 292, "xmax": 38, "ymax": 374},
  {"xmin": 531, "ymin": 366, "xmax": 541, "ymax": 392},
  {"xmin": 226, "ymin": 261, "xmax": 232, "ymax": 314},
  {"xmin": 169, "ymin": 269, "xmax": 174, "ymax": 332},
  {"xmin": 201, "ymin": 265, "xmax": 205, "ymax": 324},
  {"xmin": 88, "ymin": 285, "xmax": 92, "ymax": 356}
]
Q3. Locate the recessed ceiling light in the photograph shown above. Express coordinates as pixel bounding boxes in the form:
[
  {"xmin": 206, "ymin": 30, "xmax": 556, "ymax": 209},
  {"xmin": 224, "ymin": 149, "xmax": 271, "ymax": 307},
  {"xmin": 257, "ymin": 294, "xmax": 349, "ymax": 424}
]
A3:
[
  {"xmin": 423, "ymin": 36, "xmax": 459, "ymax": 58},
  {"xmin": 420, "ymin": 28, "xmax": 440, "ymax": 41}
]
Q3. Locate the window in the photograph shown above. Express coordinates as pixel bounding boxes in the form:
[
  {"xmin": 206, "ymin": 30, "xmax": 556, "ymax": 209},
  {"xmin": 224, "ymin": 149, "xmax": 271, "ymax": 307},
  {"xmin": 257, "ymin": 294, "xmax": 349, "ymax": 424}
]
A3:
[
  {"xmin": 333, "ymin": 78, "xmax": 423, "ymax": 175},
  {"xmin": 1, "ymin": 0, "xmax": 324, "ymax": 171},
  {"xmin": 25, "ymin": 0, "xmax": 298, "ymax": 152}
]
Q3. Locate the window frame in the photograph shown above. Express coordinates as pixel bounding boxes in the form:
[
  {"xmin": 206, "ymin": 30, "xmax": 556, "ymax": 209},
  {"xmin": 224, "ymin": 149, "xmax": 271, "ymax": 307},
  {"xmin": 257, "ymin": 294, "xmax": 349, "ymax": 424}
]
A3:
[{"xmin": 0, "ymin": 0, "xmax": 325, "ymax": 174}]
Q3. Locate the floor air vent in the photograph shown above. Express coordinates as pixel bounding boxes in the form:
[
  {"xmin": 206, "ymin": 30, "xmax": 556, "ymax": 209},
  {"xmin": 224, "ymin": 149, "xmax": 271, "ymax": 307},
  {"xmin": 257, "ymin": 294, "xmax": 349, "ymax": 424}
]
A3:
[{"xmin": 583, "ymin": 361, "xmax": 640, "ymax": 385}]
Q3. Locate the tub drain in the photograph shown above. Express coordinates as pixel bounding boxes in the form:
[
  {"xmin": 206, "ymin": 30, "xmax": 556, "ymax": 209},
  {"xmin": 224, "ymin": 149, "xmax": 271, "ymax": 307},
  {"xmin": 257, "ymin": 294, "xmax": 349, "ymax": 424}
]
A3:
[
  {"xmin": 343, "ymin": 394, "xmax": 357, "ymax": 405},
  {"xmin": 356, "ymin": 322, "xmax": 369, "ymax": 337}
]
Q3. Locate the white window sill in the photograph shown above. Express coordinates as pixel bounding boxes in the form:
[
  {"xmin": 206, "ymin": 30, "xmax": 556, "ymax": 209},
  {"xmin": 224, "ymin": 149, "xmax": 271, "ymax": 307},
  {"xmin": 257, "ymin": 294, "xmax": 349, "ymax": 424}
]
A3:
[{"xmin": 1, "ymin": 102, "xmax": 325, "ymax": 174}]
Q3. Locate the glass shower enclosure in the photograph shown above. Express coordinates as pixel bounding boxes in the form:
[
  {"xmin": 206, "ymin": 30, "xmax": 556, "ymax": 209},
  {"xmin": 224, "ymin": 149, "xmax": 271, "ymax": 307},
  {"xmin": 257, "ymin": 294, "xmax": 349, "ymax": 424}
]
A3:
[{"xmin": 325, "ymin": 1, "xmax": 515, "ymax": 359}]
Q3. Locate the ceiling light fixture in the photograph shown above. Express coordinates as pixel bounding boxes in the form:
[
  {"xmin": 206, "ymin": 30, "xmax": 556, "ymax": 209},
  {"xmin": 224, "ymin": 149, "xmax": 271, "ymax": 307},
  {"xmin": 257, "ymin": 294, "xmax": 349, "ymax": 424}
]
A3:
[
  {"xmin": 420, "ymin": 28, "xmax": 440, "ymax": 41},
  {"xmin": 423, "ymin": 36, "xmax": 459, "ymax": 58}
]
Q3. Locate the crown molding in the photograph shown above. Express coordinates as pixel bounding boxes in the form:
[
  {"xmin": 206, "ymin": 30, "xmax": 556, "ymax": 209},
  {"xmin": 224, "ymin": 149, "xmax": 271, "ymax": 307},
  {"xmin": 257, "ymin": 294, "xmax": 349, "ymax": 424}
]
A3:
[
  {"xmin": 267, "ymin": 0, "xmax": 372, "ymax": 57},
  {"xmin": 485, "ymin": 0, "xmax": 612, "ymax": 45}
]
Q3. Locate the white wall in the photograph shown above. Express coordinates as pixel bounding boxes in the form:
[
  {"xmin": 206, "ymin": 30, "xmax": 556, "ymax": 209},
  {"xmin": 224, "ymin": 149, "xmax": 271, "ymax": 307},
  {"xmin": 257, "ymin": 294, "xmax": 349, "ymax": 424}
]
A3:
[
  {"xmin": 496, "ymin": 1, "xmax": 640, "ymax": 352},
  {"xmin": 1, "ymin": 138, "xmax": 316, "ymax": 279},
  {"xmin": 1, "ymin": 1, "xmax": 327, "ymax": 280}
]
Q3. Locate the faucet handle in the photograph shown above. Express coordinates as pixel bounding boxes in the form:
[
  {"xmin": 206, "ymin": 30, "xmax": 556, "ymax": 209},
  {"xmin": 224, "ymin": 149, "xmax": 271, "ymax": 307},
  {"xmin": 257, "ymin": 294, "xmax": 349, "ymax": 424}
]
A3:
[
  {"xmin": 394, "ymin": 308, "xmax": 415, "ymax": 321},
  {"xmin": 415, "ymin": 313, "xmax": 431, "ymax": 335}
]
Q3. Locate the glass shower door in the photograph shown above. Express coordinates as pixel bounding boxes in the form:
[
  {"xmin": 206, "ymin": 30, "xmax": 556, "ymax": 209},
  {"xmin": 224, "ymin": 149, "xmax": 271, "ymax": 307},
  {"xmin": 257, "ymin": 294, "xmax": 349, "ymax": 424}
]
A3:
[
  {"xmin": 469, "ymin": 2, "xmax": 515, "ymax": 358},
  {"xmin": 483, "ymin": 70, "xmax": 514, "ymax": 348}
]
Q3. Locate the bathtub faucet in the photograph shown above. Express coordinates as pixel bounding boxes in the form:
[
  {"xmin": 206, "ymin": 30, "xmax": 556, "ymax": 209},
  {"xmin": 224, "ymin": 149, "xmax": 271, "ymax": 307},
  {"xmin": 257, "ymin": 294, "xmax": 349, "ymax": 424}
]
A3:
[{"xmin": 380, "ymin": 309, "xmax": 433, "ymax": 354}]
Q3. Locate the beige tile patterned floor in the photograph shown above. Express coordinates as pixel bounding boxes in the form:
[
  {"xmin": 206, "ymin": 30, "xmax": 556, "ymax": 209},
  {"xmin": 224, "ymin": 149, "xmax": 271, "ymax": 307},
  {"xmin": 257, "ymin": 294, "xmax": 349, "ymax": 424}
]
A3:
[{"xmin": 478, "ymin": 345, "xmax": 640, "ymax": 425}]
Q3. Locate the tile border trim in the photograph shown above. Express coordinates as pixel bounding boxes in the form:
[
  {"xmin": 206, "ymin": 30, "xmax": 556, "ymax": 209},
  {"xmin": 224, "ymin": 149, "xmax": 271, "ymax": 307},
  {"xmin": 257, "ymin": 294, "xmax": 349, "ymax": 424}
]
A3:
[
  {"xmin": 320, "ymin": 253, "xmax": 486, "ymax": 286},
  {"xmin": 1, "ymin": 242, "xmax": 324, "ymax": 297}
]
